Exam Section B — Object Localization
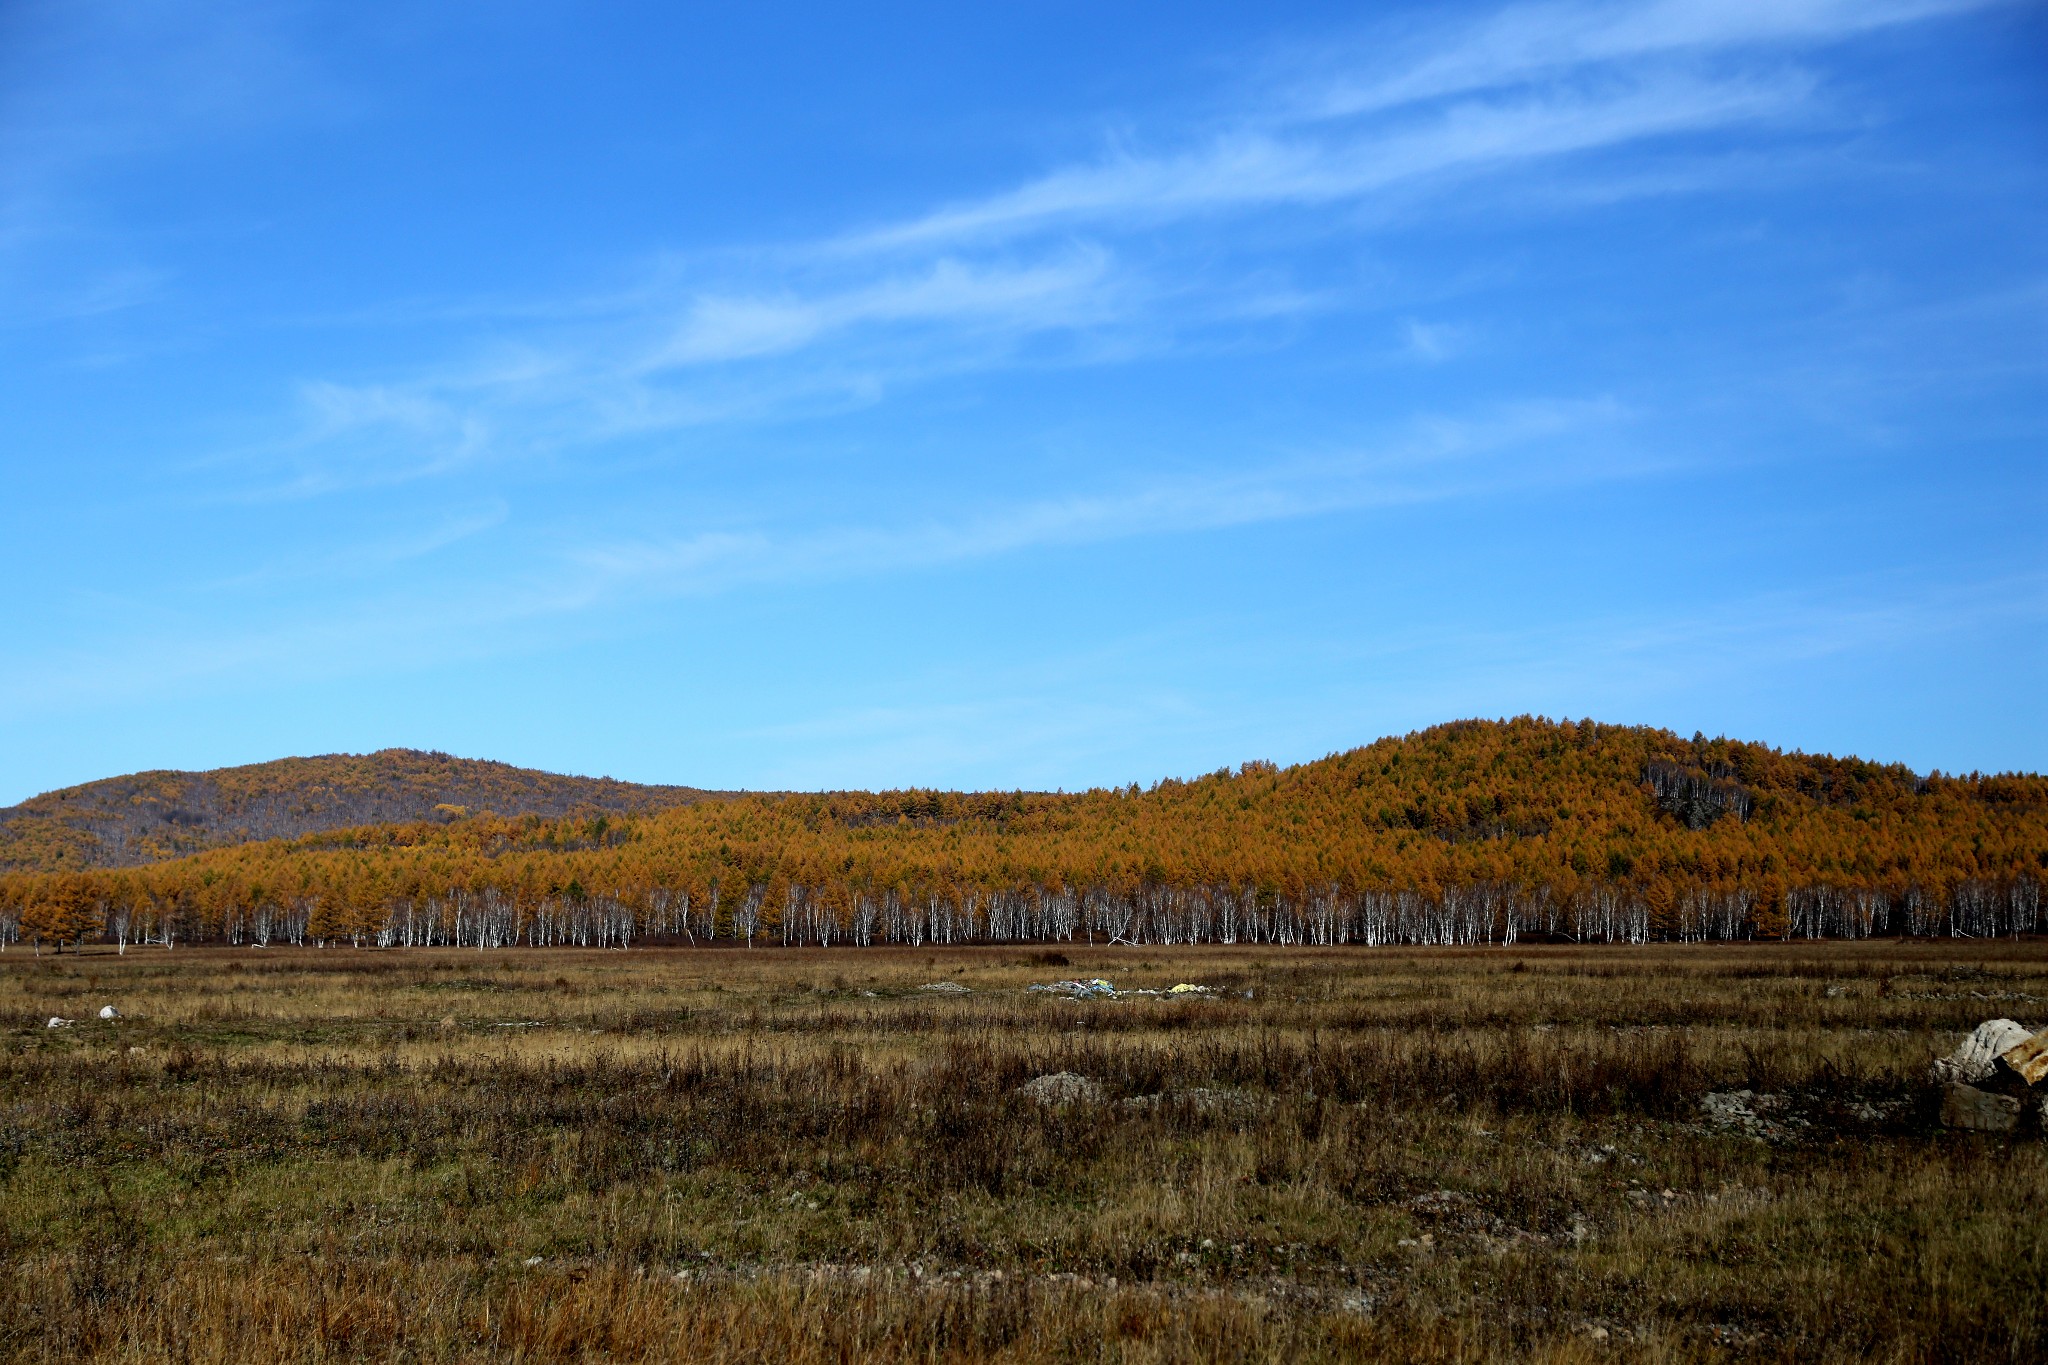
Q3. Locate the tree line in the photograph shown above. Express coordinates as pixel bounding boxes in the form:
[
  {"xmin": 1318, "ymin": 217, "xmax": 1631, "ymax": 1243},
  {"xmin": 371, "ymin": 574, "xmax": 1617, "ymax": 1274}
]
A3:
[{"xmin": 2, "ymin": 718, "xmax": 2043, "ymax": 952}]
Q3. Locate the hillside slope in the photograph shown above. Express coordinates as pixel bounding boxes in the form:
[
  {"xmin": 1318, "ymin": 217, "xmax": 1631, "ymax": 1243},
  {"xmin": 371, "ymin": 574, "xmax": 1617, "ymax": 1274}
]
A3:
[
  {"xmin": 3, "ymin": 719, "xmax": 2044, "ymax": 947},
  {"xmin": 0, "ymin": 749, "xmax": 718, "ymax": 871}
]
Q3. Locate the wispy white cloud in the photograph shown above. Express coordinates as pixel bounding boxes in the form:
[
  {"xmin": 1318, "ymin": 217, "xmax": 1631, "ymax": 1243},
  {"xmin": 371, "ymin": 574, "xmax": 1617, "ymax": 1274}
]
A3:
[
  {"xmin": 1290, "ymin": 0, "xmax": 1994, "ymax": 122},
  {"xmin": 839, "ymin": 71, "xmax": 1811, "ymax": 253},
  {"xmin": 643, "ymin": 250, "xmax": 1120, "ymax": 368},
  {"xmin": 550, "ymin": 398, "xmax": 1631, "ymax": 606},
  {"xmin": 0, "ymin": 397, "xmax": 1635, "ymax": 713},
  {"xmin": 829, "ymin": 0, "xmax": 2002, "ymax": 257},
  {"xmin": 209, "ymin": 249, "xmax": 1135, "ymax": 496},
  {"xmin": 2, "ymin": 0, "xmax": 2031, "ymax": 794},
  {"xmin": 227, "ymin": 0, "xmax": 1996, "ymax": 497},
  {"xmin": 16, "ymin": 0, "xmax": 2002, "ymax": 710}
]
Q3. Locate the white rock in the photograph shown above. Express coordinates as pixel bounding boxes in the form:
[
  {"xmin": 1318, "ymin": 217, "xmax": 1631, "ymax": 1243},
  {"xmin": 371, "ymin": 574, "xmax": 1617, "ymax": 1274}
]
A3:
[
  {"xmin": 1016, "ymin": 1072, "xmax": 1105, "ymax": 1107},
  {"xmin": 98, "ymin": 1005, "xmax": 120, "ymax": 1019},
  {"xmin": 46, "ymin": 1017, "xmax": 72, "ymax": 1028},
  {"xmin": 1930, "ymin": 1019, "xmax": 2035, "ymax": 1084}
]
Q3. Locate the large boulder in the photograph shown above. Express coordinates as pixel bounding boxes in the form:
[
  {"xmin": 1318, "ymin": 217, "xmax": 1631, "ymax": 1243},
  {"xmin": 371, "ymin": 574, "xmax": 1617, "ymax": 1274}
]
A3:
[
  {"xmin": 1942, "ymin": 1084, "xmax": 2021, "ymax": 1133},
  {"xmin": 1931, "ymin": 1020, "xmax": 2035, "ymax": 1085}
]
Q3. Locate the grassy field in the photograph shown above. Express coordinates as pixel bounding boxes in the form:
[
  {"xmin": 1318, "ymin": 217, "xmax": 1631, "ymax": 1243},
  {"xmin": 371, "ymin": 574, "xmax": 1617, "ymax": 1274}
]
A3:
[{"xmin": 1, "ymin": 942, "xmax": 2043, "ymax": 1362}]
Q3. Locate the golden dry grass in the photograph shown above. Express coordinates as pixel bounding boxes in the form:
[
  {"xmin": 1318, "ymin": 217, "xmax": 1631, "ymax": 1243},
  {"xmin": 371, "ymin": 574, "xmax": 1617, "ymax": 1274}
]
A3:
[{"xmin": 1, "ymin": 940, "xmax": 2043, "ymax": 1362}]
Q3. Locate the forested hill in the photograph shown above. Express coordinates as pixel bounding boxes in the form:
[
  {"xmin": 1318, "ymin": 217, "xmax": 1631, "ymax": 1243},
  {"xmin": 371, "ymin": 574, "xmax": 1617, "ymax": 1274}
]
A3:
[
  {"xmin": 3, "ymin": 720, "xmax": 2045, "ymax": 947},
  {"xmin": 0, "ymin": 749, "xmax": 718, "ymax": 872}
]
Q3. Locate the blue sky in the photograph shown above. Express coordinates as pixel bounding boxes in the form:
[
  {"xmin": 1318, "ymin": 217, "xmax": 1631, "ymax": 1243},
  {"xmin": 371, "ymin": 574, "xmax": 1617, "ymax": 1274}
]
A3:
[{"xmin": 2, "ymin": 0, "xmax": 2044, "ymax": 803}]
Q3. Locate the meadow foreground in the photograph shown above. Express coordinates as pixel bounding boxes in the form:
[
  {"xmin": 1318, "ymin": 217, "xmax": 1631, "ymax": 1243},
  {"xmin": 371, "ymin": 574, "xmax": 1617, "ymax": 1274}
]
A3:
[{"xmin": 2, "ymin": 942, "xmax": 2043, "ymax": 1362}]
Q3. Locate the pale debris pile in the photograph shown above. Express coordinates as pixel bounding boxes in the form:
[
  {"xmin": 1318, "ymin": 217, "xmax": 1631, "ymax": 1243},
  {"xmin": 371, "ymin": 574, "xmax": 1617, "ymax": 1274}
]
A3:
[
  {"xmin": 1699, "ymin": 1090, "xmax": 1805, "ymax": 1142},
  {"xmin": 44, "ymin": 1007, "xmax": 122, "ymax": 1027},
  {"xmin": 1933, "ymin": 1019, "xmax": 2048, "ymax": 1134},
  {"xmin": 1016, "ymin": 1072, "xmax": 1106, "ymax": 1107},
  {"xmin": 1025, "ymin": 979, "xmax": 1225, "ymax": 1000},
  {"xmin": 1028, "ymin": 978, "xmax": 1118, "ymax": 999},
  {"xmin": 1119, "ymin": 1085, "xmax": 1271, "ymax": 1119}
]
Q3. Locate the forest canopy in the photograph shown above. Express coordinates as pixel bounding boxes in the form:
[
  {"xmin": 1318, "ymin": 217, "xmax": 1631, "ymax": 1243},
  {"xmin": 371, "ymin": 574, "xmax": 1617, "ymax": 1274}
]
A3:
[{"xmin": 2, "ymin": 719, "xmax": 2043, "ymax": 951}]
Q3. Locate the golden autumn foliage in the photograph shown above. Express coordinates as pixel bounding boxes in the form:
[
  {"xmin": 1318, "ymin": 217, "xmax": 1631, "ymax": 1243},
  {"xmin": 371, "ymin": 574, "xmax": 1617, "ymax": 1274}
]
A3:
[{"xmin": 1, "ymin": 718, "xmax": 2042, "ymax": 948}]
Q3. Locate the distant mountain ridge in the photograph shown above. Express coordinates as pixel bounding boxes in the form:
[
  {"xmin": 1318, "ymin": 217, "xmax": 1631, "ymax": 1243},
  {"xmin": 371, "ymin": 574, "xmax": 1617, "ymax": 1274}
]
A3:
[
  {"xmin": 0, "ymin": 749, "xmax": 719, "ymax": 871},
  {"xmin": 5, "ymin": 719, "xmax": 2044, "ymax": 950}
]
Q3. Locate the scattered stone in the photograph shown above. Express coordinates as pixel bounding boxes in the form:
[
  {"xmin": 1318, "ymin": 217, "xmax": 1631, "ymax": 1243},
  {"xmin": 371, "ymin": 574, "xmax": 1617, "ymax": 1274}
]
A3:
[
  {"xmin": 1028, "ymin": 978, "xmax": 1117, "ymax": 999},
  {"xmin": 1016, "ymin": 1072, "xmax": 1105, "ymax": 1107},
  {"xmin": 1930, "ymin": 1019, "xmax": 2034, "ymax": 1085},
  {"xmin": 1166, "ymin": 983, "xmax": 1218, "ymax": 997},
  {"xmin": 1183, "ymin": 1086, "xmax": 1270, "ymax": 1117},
  {"xmin": 1701, "ymin": 1090, "xmax": 1804, "ymax": 1141},
  {"xmin": 98, "ymin": 1005, "xmax": 120, "ymax": 1019},
  {"xmin": 919, "ymin": 981, "xmax": 971, "ymax": 994},
  {"xmin": 1941, "ymin": 1083, "xmax": 2021, "ymax": 1133},
  {"xmin": 1410, "ymin": 1189, "xmax": 1473, "ymax": 1215},
  {"xmin": 45, "ymin": 1017, "xmax": 72, "ymax": 1029},
  {"xmin": 1120, "ymin": 1085, "xmax": 1270, "ymax": 1119},
  {"xmin": 1701, "ymin": 1092, "xmax": 1748, "ymax": 1124}
]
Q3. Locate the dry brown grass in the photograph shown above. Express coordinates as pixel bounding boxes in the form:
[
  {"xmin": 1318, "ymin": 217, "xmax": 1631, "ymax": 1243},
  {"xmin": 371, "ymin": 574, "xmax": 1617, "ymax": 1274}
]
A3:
[{"xmin": 2, "ymin": 941, "xmax": 2044, "ymax": 1362}]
